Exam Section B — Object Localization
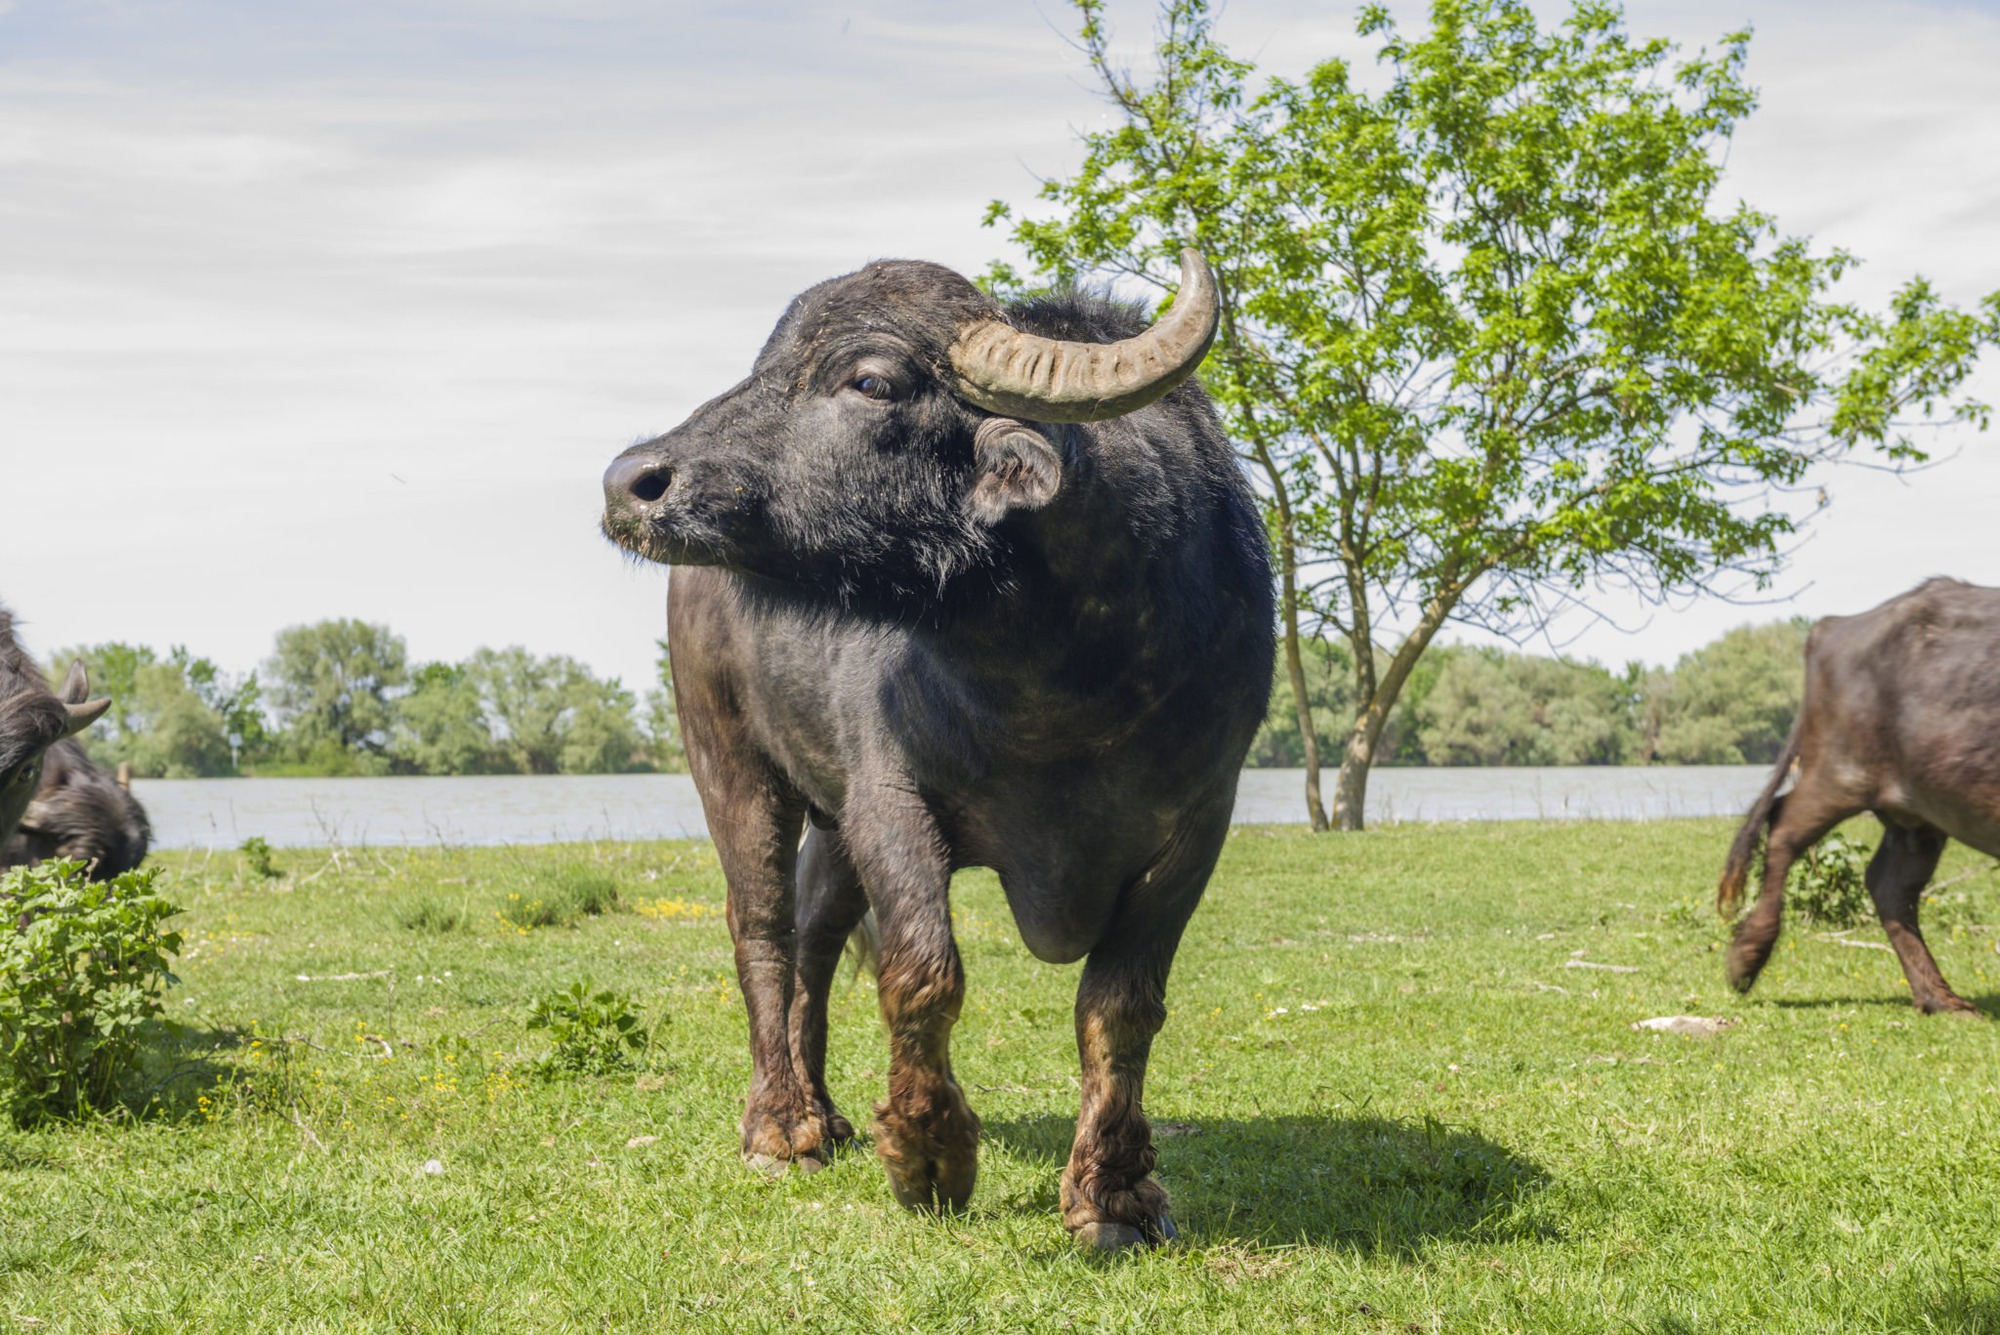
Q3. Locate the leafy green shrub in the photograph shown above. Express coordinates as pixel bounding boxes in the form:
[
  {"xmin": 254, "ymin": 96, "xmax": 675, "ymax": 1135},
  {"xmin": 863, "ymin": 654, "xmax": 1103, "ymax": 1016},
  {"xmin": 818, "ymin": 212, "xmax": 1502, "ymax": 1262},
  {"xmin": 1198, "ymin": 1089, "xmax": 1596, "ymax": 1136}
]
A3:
[
  {"xmin": 239, "ymin": 836, "xmax": 281, "ymax": 880},
  {"xmin": 525, "ymin": 980, "xmax": 646, "ymax": 1076},
  {"xmin": 497, "ymin": 865, "xmax": 621, "ymax": 930},
  {"xmin": 1786, "ymin": 833, "xmax": 1873, "ymax": 927},
  {"xmin": 0, "ymin": 860, "xmax": 183, "ymax": 1121}
]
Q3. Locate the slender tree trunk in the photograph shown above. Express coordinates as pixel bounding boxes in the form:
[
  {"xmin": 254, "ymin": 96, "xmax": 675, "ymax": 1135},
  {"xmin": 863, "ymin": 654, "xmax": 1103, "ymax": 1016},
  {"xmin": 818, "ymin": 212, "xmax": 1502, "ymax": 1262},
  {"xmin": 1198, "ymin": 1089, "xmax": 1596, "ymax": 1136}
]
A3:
[
  {"xmin": 1332, "ymin": 705, "xmax": 1386, "ymax": 832},
  {"xmin": 1331, "ymin": 577, "xmax": 1472, "ymax": 831},
  {"xmin": 1277, "ymin": 540, "xmax": 1329, "ymax": 832},
  {"xmin": 1250, "ymin": 441, "xmax": 1328, "ymax": 831}
]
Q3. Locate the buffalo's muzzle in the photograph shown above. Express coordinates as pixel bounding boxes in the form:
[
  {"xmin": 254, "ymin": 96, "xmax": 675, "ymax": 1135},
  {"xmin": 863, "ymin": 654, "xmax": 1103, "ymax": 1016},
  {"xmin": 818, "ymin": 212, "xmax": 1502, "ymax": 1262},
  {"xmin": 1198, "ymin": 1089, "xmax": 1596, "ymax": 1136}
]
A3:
[{"xmin": 604, "ymin": 454, "xmax": 672, "ymax": 508}]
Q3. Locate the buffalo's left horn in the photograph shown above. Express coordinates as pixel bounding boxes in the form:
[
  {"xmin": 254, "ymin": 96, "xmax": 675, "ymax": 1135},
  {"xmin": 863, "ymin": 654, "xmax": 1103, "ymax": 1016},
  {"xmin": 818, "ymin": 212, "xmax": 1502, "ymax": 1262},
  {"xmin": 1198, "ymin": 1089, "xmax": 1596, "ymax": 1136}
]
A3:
[{"xmin": 948, "ymin": 248, "xmax": 1219, "ymax": 423}]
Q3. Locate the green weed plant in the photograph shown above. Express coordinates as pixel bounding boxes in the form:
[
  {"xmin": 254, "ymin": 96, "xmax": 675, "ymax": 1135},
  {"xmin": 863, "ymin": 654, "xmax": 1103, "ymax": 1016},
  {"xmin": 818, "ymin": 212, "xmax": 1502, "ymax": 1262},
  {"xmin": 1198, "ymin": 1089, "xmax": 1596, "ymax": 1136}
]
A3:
[
  {"xmin": 497, "ymin": 863, "xmax": 622, "ymax": 930},
  {"xmin": 238, "ymin": 836, "xmax": 281, "ymax": 880},
  {"xmin": 526, "ymin": 979, "xmax": 646, "ymax": 1076},
  {"xmin": 395, "ymin": 893, "xmax": 468, "ymax": 934},
  {"xmin": 0, "ymin": 860, "xmax": 183, "ymax": 1122},
  {"xmin": 1786, "ymin": 831, "xmax": 1874, "ymax": 927}
]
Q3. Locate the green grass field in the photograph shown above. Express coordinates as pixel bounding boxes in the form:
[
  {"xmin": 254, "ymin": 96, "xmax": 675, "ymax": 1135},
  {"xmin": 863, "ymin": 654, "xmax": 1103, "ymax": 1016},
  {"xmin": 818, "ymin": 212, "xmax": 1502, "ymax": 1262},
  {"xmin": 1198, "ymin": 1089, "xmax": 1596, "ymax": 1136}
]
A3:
[{"xmin": 5, "ymin": 821, "xmax": 2000, "ymax": 1332}]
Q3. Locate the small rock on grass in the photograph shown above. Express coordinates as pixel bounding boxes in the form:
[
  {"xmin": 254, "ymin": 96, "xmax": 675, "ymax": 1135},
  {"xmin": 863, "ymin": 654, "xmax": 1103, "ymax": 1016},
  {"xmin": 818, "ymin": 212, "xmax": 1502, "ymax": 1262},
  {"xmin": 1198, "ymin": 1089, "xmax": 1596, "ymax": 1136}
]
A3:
[{"xmin": 1633, "ymin": 1016, "xmax": 1736, "ymax": 1037}]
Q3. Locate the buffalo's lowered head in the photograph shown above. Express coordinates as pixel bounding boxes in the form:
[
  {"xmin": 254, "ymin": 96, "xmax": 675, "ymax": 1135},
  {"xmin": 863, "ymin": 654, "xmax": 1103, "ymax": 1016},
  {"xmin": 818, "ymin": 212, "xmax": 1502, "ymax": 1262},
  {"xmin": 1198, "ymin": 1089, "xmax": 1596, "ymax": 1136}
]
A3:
[
  {"xmin": 0, "ymin": 658, "xmax": 110, "ymax": 844},
  {"xmin": 602, "ymin": 250, "xmax": 1218, "ymax": 603}
]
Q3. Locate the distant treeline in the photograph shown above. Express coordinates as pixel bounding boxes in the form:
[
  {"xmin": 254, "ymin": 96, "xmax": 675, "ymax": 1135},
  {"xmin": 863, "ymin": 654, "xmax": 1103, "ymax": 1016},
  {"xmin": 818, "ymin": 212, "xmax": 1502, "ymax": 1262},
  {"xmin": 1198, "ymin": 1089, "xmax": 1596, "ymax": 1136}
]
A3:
[
  {"xmin": 1251, "ymin": 619, "xmax": 1810, "ymax": 769},
  {"xmin": 52, "ymin": 615, "xmax": 1806, "ymax": 779},
  {"xmin": 52, "ymin": 620, "xmax": 682, "ymax": 779}
]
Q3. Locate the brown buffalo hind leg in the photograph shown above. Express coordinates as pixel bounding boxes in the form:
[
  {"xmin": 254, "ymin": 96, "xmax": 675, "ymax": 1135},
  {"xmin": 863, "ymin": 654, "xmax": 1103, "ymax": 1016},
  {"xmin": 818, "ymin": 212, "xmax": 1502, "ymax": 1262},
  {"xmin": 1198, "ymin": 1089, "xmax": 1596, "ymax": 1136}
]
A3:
[
  {"xmin": 1062, "ymin": 811, "xmax": 1224, "ymax": 1250},
  {"xmin": 1727, "ymin": 775, "xmax": 1857, "ymax": 995},
  {"xmin": 1868, "ymin": 824, "xmax": 1978, "ymax": 1017},
  {"xmin": 846, "ymin": 785, "xmax": 979, "ymax": 1212},
  {"xmin": 788, "ymin": 827, "xmax": 872, "ymax": 1149}
]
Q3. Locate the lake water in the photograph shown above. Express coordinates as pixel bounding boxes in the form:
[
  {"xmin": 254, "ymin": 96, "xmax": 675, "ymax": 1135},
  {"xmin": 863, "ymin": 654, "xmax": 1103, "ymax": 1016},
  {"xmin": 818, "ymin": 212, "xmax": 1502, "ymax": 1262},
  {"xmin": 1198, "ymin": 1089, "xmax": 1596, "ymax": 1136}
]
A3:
[{"xmin": 129, "ymin": 766, "xmax": 1772, "ymax": 850}]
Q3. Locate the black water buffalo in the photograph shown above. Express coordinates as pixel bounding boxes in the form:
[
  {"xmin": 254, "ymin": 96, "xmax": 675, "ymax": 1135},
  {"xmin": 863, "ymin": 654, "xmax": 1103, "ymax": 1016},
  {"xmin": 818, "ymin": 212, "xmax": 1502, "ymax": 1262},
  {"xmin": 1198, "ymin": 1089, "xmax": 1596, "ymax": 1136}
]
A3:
[
  {"xmin": 0, "ymin": 605, "xmax": 111, "ymax": 855},
  {"xmin": 1, "ymin": 736, "xmax": 150, "ymax": 879},
  {"xmin": 1720, "ymin": 578, "xmax": 2000, "ymax": 1015},
  {"xmin": 601, "ymin": 250, "xmax": 1274, "ymax": 1247}
]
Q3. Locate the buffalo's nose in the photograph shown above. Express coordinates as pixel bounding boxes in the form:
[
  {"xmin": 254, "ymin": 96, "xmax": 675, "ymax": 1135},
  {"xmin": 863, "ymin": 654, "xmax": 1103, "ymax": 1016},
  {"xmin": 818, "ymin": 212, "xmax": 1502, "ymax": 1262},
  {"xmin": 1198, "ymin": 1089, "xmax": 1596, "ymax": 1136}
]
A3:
[{"xmin": 604, "ymin": 454, "xmax": 672, "ymax": 505}]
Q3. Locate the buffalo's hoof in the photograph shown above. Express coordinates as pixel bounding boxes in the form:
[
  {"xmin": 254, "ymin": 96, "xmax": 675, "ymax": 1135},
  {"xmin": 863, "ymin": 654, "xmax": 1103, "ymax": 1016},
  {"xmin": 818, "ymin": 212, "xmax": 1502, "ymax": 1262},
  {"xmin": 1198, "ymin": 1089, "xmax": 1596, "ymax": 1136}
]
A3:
[
  {"xmin": 1076, "ymin": 1222, "xmax": 1144, "ymax": 1251},
  {"xmin": 881, "ymin": 1157, "xmax": 976, "ymax": 1213},
  {"xmin": 1917, "ymin": 994, "xmax": 1985, "ymax": 1019},
  {"xmin": 873, "ymin": 1093, "xmax": 979, "ymax": 1214},
  {"xmin": 745, "ymin": 1151, "xmax": 827, "ymax": 1177},
  {"xmin": 1723, "ymin": 943, "xmax": 1767, "ymax": 995},
  {"xmin": 1074, "ymin": 1214, "xmax": 1178, "ymax": 1252}
]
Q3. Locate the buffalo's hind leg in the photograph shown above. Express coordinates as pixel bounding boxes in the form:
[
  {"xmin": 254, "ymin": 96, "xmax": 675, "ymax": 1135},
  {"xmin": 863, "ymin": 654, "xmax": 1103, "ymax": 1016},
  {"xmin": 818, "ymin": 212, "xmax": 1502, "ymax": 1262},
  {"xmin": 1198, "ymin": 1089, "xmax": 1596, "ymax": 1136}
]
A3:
[
  {"xmin": 1868, "ymin": 823, "xmax": 1978, "ymax": 1017},
  {"xmin": 789, "ymin": 826, "xmax": 873, "ymax": 1150},
  {"xmin": 1727, "ymin": 773, "xmax": 1857, "ymax": 995},
  {"xmin": 1062, "ymin": 808, "xmax": 1226, "ymax": 1251}
]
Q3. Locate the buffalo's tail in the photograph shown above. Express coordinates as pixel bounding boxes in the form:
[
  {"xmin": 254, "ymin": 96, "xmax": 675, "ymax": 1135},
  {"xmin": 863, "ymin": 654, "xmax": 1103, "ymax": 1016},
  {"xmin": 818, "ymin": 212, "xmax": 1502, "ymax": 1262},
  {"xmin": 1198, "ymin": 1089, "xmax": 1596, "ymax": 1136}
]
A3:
[
  {"xmin": 1717, "ymin": 720, "xmax": 1803, "ymax": 918},
  {"xmin": 844, "ymin": 909, "xmax": 880, "ymax": 980}
]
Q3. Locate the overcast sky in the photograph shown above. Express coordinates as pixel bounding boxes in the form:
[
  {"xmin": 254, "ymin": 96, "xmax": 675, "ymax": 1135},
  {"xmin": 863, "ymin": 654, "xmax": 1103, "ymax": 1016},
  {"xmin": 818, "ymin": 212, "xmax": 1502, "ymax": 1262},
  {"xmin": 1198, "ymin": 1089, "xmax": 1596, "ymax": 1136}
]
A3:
[{"xmin": 2, "ymin": 0, "xmax": 1996, "ymax": 693}]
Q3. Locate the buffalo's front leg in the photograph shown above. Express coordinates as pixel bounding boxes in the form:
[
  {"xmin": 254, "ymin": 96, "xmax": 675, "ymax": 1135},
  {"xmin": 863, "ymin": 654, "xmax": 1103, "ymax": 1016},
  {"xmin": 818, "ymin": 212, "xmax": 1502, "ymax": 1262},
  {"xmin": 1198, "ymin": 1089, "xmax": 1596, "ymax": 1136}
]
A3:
[
  {"xmin": 845, "ymin": 784, "xmax": 979, "ymax": 1212},
  {"xmin": 1062, "ymin": 938, "xmax": 1179, "ymax": 1249},
  {"xmin": 711, "ymin": 785, "xmax": 841, "ymax": 1168},
  {"xmin": 1062, "ymin": 813, "xmax": 1224, "ymax": 1250},
  {"xmin": 676, "ymin": 675, "xmax": 834, "ymax": 1171}
]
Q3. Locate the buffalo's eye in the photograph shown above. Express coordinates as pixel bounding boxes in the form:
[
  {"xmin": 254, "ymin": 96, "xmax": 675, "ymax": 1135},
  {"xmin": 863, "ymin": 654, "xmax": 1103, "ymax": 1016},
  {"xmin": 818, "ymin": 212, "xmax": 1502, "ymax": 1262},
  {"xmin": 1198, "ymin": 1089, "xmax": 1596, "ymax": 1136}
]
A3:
[{"xmin": 852, "ymin": 374, "xmax": 894, "ymax": 400}]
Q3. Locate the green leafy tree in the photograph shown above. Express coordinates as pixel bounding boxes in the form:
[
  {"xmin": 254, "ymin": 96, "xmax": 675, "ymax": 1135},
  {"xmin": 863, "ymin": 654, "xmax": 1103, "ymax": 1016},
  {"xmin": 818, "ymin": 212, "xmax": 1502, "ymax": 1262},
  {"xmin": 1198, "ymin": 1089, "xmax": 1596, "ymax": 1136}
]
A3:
[
  {"xmin": 463, "ymin": 647, "xmax": 640, "ymax": 775},
  {"xmin": 52, "ymin": 644, "xmax": 252, "ymax": 777},
  {"xmin": 990, "ymin": 0, "xmax": 2000, "ymax": 827},
  {"xmin": 120, "ymin": 661, "xmax": 233, "ymax": 778},
  {"xmin": 172, "ymin": 648, "xmax": 267, "ymax": 766},
  {"xmin": 47, "ymin": 642, "xmax": 155, "ymax": 766},
  {"xmin": 557, "ymin": 673, "xmax": 643, "ymax": 776},
  {"xmin": 1644, "ymin": 617, "xmax": 1810, "ymax": 764},
  {"xmin": 265, "ymin": 620, "xmax": 408, "ymax": 773},
  {"xmin": 391, "ymin": 662, "xmax": 499, "ymax": 775},
  {"xmin": 643, "ymin": 639, "xmax": 686, "ymax": 774},
  {"xmin": 1248, "ymin": 635, "xmax": 1352, "ymax": 768},
  {"xmin": 1415, "ymin": 646, "xmax": 1635, "ymax": 766}
]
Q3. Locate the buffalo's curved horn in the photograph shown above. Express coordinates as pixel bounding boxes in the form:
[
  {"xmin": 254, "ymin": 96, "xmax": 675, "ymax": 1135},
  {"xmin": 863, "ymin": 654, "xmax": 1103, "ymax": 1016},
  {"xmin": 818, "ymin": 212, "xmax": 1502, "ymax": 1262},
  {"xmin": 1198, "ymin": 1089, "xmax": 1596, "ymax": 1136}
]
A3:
[
  {"xmin": 948, "ymin": 249, "xmax": 1219, "ymax": 423},
  {"xmin": 64, "ymin": 696, "xmax": 110, "ymax": 737},
  {"xmin": 56, "ymin": 658, "xmax": 109, "ymax": 736}
]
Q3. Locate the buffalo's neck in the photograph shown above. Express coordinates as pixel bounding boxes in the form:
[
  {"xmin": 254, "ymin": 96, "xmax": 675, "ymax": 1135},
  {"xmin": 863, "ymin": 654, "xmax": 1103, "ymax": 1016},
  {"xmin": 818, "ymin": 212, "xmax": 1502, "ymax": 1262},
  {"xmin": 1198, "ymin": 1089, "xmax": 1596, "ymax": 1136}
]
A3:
[{"xmin": 932, "ymin": 470, "xmax": 1211, "ymax": 720}]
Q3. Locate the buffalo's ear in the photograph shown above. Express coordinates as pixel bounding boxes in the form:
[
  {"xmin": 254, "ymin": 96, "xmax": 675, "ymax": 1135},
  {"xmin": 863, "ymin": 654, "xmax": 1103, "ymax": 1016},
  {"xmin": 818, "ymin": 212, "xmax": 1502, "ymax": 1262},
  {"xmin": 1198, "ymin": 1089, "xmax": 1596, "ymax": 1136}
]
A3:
[{"xmin": 966, "ymin": 417, "xmax": 1061, "ymax": 525}]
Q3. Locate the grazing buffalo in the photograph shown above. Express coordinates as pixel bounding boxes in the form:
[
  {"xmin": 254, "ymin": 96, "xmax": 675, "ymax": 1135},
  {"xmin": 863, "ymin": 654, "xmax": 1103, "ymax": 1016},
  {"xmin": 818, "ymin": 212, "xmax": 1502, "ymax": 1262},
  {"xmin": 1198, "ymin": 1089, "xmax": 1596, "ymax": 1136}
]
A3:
[
  {"xmin": 1, "ymin": 737, "xmax": 151, "ymax": 879},
  {"xmin": 601, "ymin": 250, "xmax": 1274, "ymax": 1247},
  {"xmin": 0, "ymin": 605, "xmax": 111, "ymax": 854},
  {"xmin": 1719, "ymin": 578, "xmax": 2000, "ymax": 1016}
]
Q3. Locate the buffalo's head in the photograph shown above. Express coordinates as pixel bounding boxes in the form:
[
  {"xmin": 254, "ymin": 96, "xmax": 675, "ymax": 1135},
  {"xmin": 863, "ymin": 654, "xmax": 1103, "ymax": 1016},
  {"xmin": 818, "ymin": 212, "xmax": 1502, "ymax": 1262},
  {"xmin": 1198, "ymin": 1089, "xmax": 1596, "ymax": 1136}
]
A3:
[
  {"xmin": 601, "ymin": 250, "xmax": 1217, "ymax": 604},
  {"xmin": 0, "ymin": 659, "xmax": 109, "ymax": 844}
]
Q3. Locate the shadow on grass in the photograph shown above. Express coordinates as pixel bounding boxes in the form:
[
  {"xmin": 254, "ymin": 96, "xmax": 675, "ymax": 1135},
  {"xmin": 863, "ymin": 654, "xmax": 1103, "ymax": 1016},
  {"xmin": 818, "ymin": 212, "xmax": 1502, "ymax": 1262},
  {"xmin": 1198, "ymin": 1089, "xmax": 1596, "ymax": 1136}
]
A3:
[
  {"xmin": 1762, "ymin": 993, "xmax": 2000, "ymax": 1020},
  {"xmin": 2, "ymin": 1024, "xmax": 249, "ymax": 1130},
  {"xmin": 982, "ymin": 1111, "xmax": 1550, "ymax": 1255},
  {"xmin": 120, "ymin": 1023, "xmax": 251, "ymax": 1125},
  {"xmin": 1896, "ymin": 1277, "xmax": 2000, "ymax": 1334}
]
